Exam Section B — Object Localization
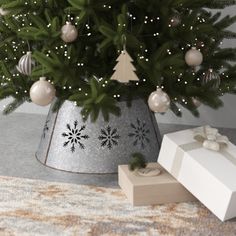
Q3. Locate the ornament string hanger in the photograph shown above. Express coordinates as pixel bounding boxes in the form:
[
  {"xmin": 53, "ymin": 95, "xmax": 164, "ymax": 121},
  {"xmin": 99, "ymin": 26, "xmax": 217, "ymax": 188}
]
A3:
[
  {"xmin": 38, "ymin": 66, "xmax": 46, "ymax": 81},
  {"xmin": 122, "ymin": 34, "xmax": 127, "ymax": 51},
  {"xmin": 67, "ymin": 8, "xmax": 71, "ymax": 22},
  {"xmin": 26, "ymin": 40, "xmax": 31, "ymax": 52},
  {"xmin": 42, "ymin": 66, "xmax": 45, "ymax": 77}
]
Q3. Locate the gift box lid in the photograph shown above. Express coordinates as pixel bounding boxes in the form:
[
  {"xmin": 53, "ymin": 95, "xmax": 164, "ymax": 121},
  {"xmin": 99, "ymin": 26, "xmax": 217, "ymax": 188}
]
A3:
[
  {"xmin": 158, "ymin": 127, "xmax": 236, "ymax": 221},
  {"xmin": 164, "ymin": 129, "xmax": 236, "ymax": 190}
]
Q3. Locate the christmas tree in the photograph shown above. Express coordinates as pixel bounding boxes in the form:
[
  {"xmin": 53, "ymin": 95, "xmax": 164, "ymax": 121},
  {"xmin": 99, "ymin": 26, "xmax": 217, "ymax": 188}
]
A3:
[{"xmin": 0, "ymin": 0, "xmax": 235, "ymax": 122}]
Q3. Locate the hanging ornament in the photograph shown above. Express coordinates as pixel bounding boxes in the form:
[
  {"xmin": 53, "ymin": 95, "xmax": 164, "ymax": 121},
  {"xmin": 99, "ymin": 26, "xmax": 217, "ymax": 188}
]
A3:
[
  {"xmin": 16, "ymin": 51, "xmax": 35, "ymax": 76},
  {"xmin": 0, "ymin": 7, "xmax": 9, "ymax": 16},
  {"xmin": 30, "ymin": 77, "xmax": 56, "ymax": 106},
  {"xmin": 202, "ymin": 69, "xmax": 221, "ymax": 89},
  {"xmin": 61, "ymin": 22, "xmax": 78, "ymax": 43},
  {"xmin": 196, "ymin": 40, "xmax": 205, "ymax": 49},
  {"xmin": 111, "ymin": 35, "xmax": 139, "ymax": 84},
  {"xmin": 169, "ymin": 15, "xmax": 181, "ymax": 27},
  {"xmin": 192, "ymin": 97, "xmax": 202, "ymax": 108},
  {"xmin": 185, "ymin": 47, "xmax": 203, "ymax": 67},
  {"xmin": 148, "ymin": 87, "xmax": 170, "ymax": 113},
  {"xmin": 110, "ymin": 49, "xmax": 139, "ymax": 83}
]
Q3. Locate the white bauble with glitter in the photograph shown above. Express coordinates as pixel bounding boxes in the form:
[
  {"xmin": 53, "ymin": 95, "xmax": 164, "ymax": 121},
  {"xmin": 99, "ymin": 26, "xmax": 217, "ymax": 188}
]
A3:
[
  {"xmin": 61, "ymin": 22, "xmax": 78, "ymax": 43},
  {"xmin": 148, "ymin": 88, "xmax": 170, "ymax": 113},
  {"xmin": 192, "ymin": 97, "xmax": 202, "ymax": 108},
  {"xmin": 30, "ymin": 77, "xmax": 56, "ymax": 106},
  {"xmin": 16, "ymin": 51, "xmax": 35, "ymax": 76},
  {"xmin": 0, "ymin": 7, "xmax": 9, "ymax": 16},
  {"xmin": 185, "ymin": 47, "xmax": 203, "ymax": 67}
]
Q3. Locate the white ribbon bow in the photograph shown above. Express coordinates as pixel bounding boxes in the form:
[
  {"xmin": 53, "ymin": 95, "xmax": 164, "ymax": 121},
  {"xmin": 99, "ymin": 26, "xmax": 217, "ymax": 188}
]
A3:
[{"xmin": 193, "ymin": 125, "xmax": 229, "ymax": 151}]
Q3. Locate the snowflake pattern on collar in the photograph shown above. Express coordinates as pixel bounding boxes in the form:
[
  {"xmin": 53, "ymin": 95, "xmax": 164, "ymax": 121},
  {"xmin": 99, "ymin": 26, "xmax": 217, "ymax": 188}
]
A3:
[
  {"xmin": 98, "ymin": 126, "xmax": 120, "ymax": 150},
  {"xmin": 128, "ymin": 118, "xmax": 150, "ymax": 149},
  {"xmin": 62, "ymin": 121, "xmax": 89, "ymax": 153}
]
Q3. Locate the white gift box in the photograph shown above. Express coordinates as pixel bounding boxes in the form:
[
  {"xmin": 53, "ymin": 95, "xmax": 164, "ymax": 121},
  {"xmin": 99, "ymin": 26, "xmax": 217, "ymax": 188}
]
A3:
[{"xmin": 158, "ymin": 127, "xmax": 236, "ymax": 221}]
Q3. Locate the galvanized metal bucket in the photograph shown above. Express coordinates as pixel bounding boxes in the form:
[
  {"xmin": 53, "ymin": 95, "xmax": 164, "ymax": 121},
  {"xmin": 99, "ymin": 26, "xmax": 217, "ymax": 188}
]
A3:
[{"xmin": 36, "ymin": 99, "xmax": 161, "ymax": 174}]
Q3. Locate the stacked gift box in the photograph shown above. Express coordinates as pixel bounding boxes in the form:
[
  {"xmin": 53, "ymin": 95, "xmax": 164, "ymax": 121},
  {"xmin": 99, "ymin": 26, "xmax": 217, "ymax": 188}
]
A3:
[{"xmin": 119, "ymin": 126, "xmax": 236, "ymax": 222}]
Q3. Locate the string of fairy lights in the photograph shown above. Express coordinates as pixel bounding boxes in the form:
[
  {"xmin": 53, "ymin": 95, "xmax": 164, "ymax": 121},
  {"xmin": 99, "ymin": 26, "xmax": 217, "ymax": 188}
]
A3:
[{"xmin": 0, "ymin": 1, "xmax": 232, "ymax": 112}]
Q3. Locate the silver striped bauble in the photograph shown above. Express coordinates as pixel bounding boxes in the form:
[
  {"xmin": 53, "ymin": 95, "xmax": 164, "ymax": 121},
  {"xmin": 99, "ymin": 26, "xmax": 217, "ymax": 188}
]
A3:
[
  {"xmin": 16, "ymin": 51, "xmax": 35, "ymax": 76},
  {"xmin": 202, "ymin": 69, "xmax": 221, "ymax": 89}
]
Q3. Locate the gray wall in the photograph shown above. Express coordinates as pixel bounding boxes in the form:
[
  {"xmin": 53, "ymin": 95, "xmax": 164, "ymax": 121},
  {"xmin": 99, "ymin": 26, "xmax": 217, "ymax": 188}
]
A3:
[{"xmin": 0, "ymin": 6, "xmax": 235, "ymax": 128}]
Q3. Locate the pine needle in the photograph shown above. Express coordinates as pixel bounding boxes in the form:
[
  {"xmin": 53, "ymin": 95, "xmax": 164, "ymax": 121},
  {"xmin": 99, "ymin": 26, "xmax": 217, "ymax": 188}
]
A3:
[{"xmin": 129, "ymin": 153, "xmax": 147, "ymax": 171}]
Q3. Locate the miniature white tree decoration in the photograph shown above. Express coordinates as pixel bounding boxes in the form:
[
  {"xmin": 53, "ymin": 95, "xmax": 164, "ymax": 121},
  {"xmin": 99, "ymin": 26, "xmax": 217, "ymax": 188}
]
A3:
[{"xmin": 111, "ymin": 50, "xmax": 140, "ymax": 83}]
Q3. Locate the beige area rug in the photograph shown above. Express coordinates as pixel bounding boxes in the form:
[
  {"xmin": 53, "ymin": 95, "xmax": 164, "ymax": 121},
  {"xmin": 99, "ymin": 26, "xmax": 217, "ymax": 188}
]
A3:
[{"xmin": 0, "ymin": 176, "xmax": 235, "ymax": 236}]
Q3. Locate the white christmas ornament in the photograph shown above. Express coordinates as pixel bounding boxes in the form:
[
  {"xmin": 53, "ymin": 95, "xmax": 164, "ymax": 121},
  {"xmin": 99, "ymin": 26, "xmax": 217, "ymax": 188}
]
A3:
[
  {"xmin": 185, "ymin": 47, "xmax": 203, "ymax": 67},
  {"xmin": 110, "ymin": 50, "xmax": 139, "ymax": 83},
  {"xmin": 16, "ymin": 51, "xmax": 35, "ymax": 76},
  {"xmin": 148, "ymin": 88, "xmax": 170, "ymax": 113},
  {"xmin": 169, "ymin": 15, "xmax": 181, "ymax": 27},
  {"xmin": 192, "ymin": 97, "xmax": 201, "ymax": 108},
  {"xmin": 30, "ymin": 77, "xmax": 56, "ymax": 106},
  {"xmin": 0, "ymin": 7, "xmax": 9, "ymax": 16},
  {"xmin": 61, "ymin": 22, "xmax": 78, "ymax": 43}
]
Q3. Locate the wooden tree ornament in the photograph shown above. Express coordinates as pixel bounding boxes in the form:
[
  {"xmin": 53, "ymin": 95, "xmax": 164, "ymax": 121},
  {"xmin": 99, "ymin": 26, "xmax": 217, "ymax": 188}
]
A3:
[{"xmin": 111, "ymin": 50, "xmax": 139, "ymax": 83}]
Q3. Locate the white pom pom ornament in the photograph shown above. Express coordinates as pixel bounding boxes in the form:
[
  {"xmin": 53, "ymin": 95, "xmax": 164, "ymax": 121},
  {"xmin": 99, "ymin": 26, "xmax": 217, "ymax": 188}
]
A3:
[
  {"xmin": 17, "ymin": 51, "xmax": 35, "ymax": 76},
  {"xmin": 185, "ymin": 47, "xmax": 203, "ymax": 67},
  {"xmin": 61, "ymin": 22, "xmax": 78, "ymax": 43},
  {"xmin": 30, "ymin": 77, "xmax": 56, "ymax": 106},
  {"xmin": 148, "ymin": 88, "xmax": 170, "ymax": 113}
]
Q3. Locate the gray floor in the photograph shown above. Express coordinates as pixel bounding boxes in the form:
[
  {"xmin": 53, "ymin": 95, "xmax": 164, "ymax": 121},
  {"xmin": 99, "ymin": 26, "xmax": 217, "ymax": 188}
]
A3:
[{"xmin": 1, "ymin": 112, "xmax": 236, "ymax": 188}]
